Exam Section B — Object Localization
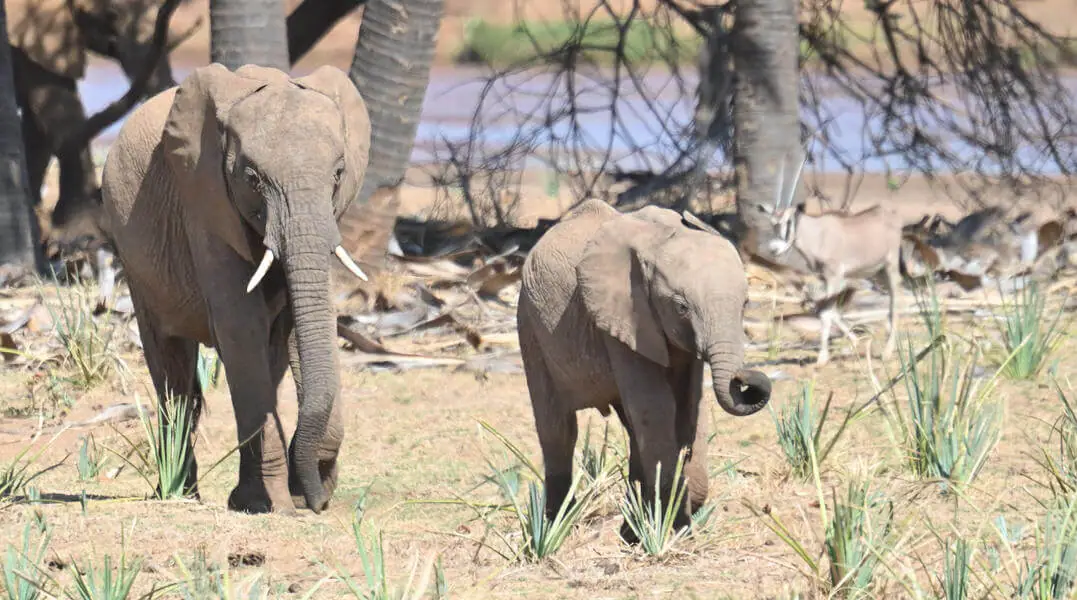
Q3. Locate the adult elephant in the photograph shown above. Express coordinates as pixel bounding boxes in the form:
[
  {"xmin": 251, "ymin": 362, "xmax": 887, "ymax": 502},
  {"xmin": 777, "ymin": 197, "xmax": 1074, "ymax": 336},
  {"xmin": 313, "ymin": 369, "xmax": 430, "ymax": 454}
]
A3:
[
  {"xmin": 6, "ymin": 0, "xmax": 191, "ymax": 242},
  {"xmin": 517, "ymin": 199, "xmax": 772, "ymax": 543},
  {"xmin": 100, "ymin": 63, "xmax": 371, "ymax": 514}
]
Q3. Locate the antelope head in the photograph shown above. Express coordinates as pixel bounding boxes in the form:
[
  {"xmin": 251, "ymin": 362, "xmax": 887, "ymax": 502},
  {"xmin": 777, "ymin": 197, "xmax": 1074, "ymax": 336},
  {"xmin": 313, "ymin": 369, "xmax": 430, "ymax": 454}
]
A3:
[{"xmin": 760, "ymin": 150, "xmax": 808, "ymax": 257}]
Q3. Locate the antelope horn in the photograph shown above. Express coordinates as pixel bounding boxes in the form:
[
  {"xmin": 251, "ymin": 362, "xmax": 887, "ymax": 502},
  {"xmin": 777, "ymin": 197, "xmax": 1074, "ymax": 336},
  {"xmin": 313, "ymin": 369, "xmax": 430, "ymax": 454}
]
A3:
[
  {"xmin": 246, "ymin": 249, "xmax": 275, "ymax": 293},
  {"xmin": 773, "ymin": 158, "xmax": 786, "ymax": 210},
  {"xmin": 334, "ymin": 246, "xmax": 368, "ymax": 281},
  {"xmin": 787, "ymin": 149, "xmax": 808, "ymax": 209}
]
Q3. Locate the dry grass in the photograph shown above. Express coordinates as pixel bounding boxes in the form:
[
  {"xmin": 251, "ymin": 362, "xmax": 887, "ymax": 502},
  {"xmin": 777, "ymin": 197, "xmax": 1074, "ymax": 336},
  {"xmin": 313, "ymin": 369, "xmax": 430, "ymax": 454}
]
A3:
[
  {"xmin": 3, "ymin": 181, "xmax": 1077, "ymax": 599},
  {"xmin": 4, "ymin": 295, "xmax": 1074, "ymax": 598}
]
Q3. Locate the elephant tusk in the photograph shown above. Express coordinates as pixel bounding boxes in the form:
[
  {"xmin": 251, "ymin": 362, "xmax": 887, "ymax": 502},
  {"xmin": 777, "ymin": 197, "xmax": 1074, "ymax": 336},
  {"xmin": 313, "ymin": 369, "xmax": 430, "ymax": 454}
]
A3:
[
  {"xmin": 246, "ymin": 249, "xmax": 275, "ymax": 293},
  {"xmin": 334, "ymin": 246, "xmax": 369, "ymax": 282}
]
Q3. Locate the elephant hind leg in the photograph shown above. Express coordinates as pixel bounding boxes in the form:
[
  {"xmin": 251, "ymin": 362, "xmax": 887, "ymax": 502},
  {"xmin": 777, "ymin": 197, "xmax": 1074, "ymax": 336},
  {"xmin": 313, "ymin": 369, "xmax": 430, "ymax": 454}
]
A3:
[
  {"xmin": 130, "ymin": 292, "xmax": 203, "ymax": 499},
  {"xmin": 534, "ymin": 400, "xmax": 578, "ymax": 523}
]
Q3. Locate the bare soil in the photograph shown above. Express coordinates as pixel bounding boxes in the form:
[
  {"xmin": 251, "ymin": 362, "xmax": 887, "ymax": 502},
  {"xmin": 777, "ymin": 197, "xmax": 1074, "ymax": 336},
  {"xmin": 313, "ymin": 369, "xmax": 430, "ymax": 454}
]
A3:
[
  {"xmin": 3, "ymin": 175, "xmax": 1077, "ymax": 598},
  {"xmin": 7, "ymin": 0, "xmax": 1077, "ymax": 596}
]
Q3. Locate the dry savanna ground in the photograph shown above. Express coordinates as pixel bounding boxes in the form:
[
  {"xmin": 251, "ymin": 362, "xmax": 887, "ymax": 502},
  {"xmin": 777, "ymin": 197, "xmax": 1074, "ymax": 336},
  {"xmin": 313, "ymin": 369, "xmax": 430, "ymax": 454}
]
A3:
[{"xmin": 3, "ymin": 173, "xmax": 1077, "ymax": 599}]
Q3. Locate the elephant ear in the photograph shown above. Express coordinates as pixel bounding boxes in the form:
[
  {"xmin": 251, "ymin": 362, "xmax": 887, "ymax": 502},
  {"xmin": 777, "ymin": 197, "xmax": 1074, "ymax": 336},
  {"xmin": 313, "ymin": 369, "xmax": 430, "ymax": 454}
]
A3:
[
  {"xmin": 577, "ymin": 217, "xmax": 671, "ymax": 367},
  {"xmin": 628, "ymin": 205, "xmax": 685, "ymax": 229},
  {"xmin": 161, "ymin": 64, "xmax": 271, "ymax": 257},
  {"xmin": 7, "ymin": 0, "xmax": 86, "ymax": 79},
  {"xmin": 291, "ymin": 66, "xmax": 371, "ymax": 220},
  {"xmin": 161, "ymin": 64, "xmax": 273, "ymax": 190}
]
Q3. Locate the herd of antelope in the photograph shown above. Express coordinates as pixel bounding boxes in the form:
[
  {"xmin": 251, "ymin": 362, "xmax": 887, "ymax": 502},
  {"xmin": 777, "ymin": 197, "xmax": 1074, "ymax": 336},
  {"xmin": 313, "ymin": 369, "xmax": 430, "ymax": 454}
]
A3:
[{"xmin": 750, "ymin": 153, "xmax": 1077, "ymax": 365}]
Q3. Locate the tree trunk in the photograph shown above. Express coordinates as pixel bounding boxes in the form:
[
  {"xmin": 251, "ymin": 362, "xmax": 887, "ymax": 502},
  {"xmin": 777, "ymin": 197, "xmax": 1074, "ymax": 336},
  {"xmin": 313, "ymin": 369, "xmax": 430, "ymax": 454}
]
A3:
[
  {"xmin": 730, "ymin": 0, "xmax": 802, "ymax": 266},
  {"xmin": 337, "ymin": 0, "xmax": 443, "ymax": 268},
  {"xmin": 0, "ymin": 0, "xmax": 40, "ymax": 275},
  {"xmin": 210, "ymin": 0, "xmax": 289, "ymax": 71},
  {"xmin": 336, "ymin": 0, "xmax": 441, "ymax": 273},
  {"xmin": 288, "ymin": 0, "xmax": 365, "ymax": 66}
]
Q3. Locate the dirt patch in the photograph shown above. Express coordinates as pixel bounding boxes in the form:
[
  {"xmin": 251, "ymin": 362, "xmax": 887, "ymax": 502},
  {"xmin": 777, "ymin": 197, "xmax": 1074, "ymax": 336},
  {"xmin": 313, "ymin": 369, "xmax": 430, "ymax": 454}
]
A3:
[{"xmin": 3, "ymin": 179, "xmax": 1077, "ymax": 597}]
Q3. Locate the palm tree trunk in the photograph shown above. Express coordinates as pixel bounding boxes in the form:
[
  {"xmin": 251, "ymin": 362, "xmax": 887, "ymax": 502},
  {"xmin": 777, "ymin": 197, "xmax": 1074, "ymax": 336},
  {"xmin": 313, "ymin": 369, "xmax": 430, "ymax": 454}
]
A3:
[
  {"xmin": 0, "ymin": 0, "xmax": 40, "ymax": 274},
  {"xmin": 730, "ymin": 0, "xmax": 802, "ymax": 264},
  {"xmin": 210, "ymin": 0, "xmax": 289, "ymax": 71},
  {"xmin": 334, "ymin": 0, "xmax": 443, "ymax": 271},
  {"xmin": 346, "ymin": 0, "xmax": 443, "ymax": 208},
  {"xmin": 288, "ymin": 0, "xmax": 365, "ymax": 66}
]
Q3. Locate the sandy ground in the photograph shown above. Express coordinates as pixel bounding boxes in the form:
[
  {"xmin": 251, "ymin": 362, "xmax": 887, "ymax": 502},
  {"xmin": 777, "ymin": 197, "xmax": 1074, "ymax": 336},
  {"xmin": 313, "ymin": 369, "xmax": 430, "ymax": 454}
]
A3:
[
  {"xmin": 6, "ymin": 0, "xmax": 1077, "ymax": 597},
  {"xmin": 3, "ymin": 180, "xmax": 1077, "ymax": 598}
]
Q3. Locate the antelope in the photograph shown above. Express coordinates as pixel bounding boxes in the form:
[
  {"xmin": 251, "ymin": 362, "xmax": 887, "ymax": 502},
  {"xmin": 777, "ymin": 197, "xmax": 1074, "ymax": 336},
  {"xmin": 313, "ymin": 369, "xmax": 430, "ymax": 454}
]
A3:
[{"xmin": 760, "ymin": 155, "xmax": 903, "ymax": 365}]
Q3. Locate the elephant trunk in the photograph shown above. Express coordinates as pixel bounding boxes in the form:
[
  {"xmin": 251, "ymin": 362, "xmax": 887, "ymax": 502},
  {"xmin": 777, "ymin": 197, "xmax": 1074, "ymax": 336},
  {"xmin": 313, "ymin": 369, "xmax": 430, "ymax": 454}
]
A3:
[
  {"xmin": 280, "ymin": 210, "xmax": 338, "ymax": 514},
  {"xmin": 706, "ymin": 342, "xmax": 771, "ymax": 417}
]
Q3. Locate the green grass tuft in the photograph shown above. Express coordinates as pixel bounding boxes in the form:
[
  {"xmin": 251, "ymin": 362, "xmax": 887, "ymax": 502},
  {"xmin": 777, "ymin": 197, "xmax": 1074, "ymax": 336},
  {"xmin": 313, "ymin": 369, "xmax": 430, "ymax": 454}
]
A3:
[
  {"xmin": 1014, "ymin": 494, "xmax": 1077, "ymax": 599},
  {"xmin": 111, "ymin": 394, "xmax": 196, "ymax": 500},
  {"xmin": 992, "ymin": 280, "xmax": 1067, "ymax": 381},
  {"xmin": 0, "ymin": 438, "xmax": 60, "ymax": 502},
  {"xmin": 825, "ymin": 478, "xmax": 895, "ymax": 598},
  {"xmin": 75, "ymin": 434, "xmax": 108, "ymax": 483},
  {"xmin": 883, "ymin": 335, "xmax": 1003, "ymax": 489},
  {"xmin": 771, "ymin": 380, "xmax": 854, "ymax": 480},
  {"xmin": 941, "ymin": 536, "xmax": 972, "ymax": 600},
  {"xmin": 66, "ymin": 549, "xmax": 144, "ymax": 600},
  {"xmin": 338, "ymin": 502, "xmax": 443, "ymax": 600},
  {"xmin": 2, "ymin": 520, "xmax": 51, "ymax": 600},
  {"xmin": 42, "ymin": 279, "xmax": 127, "ymax": 391},
  {"xmin": 619, "ymin": 448, "xmax": 692, "ymax": 557}
]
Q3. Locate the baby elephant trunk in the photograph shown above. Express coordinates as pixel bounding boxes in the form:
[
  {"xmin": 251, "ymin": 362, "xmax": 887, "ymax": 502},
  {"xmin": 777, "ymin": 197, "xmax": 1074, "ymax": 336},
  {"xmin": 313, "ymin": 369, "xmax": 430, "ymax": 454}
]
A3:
[{"xmin": 707, "ymin": 344, "xmax": 772, "ymax": 417}]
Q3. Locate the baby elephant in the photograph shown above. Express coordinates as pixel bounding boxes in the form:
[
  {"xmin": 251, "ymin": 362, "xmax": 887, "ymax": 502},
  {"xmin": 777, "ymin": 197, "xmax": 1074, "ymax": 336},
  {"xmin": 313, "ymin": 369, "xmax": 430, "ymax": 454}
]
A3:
[{"xmin": 517, "ymin": 199, "xmax": 772, "ymax": 541}]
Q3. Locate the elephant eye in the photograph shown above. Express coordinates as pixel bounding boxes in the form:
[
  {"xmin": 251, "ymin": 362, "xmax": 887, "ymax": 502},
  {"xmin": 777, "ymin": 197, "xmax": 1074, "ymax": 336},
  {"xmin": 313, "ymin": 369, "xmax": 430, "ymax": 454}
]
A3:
[
  {"xmin": 674, "ymin": 295, "xmax": 690, "ymax": 317},
  {"xmin": 244, "ymin": 166, "xmax": 262, "ymax": 189}
]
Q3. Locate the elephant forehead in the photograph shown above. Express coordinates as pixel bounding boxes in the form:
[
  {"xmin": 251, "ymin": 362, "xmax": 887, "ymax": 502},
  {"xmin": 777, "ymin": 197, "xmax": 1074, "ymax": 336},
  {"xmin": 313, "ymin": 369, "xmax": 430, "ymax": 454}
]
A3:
[
  {"xmin": 657, "ymin": 236, "xmax": 744, "ymax": 287},
  {"xmin": 231, "ymin": 93, "xmax": 343, "ymax": 145}
]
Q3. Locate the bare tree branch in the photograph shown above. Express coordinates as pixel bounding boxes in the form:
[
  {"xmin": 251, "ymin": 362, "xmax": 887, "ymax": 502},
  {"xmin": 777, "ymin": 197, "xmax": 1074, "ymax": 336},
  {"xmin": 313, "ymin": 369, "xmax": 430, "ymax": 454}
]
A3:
[
  {"xmin": 58, "ymin": 0, "xmax": 187, "ymax": 157},
  {"xmin": 288, "ymin": 0, "xmax": 365, "ymax": 65},
  {"xmin": 436, "ymin": 0, "xmax": 1077, "ymax": 227}
]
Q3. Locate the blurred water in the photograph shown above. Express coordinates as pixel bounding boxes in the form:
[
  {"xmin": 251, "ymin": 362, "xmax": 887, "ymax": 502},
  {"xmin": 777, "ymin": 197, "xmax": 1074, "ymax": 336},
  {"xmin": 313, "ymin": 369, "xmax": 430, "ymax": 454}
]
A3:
[{"xmin": 78, "ymin": 60, "xmax": 1077, "ymax": 175}]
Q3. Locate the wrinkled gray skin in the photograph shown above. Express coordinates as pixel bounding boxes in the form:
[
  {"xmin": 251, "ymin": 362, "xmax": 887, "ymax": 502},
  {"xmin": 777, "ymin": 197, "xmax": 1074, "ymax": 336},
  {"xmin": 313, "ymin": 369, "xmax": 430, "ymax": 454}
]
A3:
[
  {"xmin": 100, "ymin": 63, "xmax": 370, "ymax": 514},
  {"xmin": 517, "ymin": 199, "xmax": 772, "ymax": 542}
]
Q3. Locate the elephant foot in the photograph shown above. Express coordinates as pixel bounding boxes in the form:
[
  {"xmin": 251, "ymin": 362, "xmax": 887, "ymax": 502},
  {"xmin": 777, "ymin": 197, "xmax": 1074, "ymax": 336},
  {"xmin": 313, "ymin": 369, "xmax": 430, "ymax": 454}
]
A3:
[{"xmin": 228, "ymin": 479, "xmax": 295, "ymax": 515}]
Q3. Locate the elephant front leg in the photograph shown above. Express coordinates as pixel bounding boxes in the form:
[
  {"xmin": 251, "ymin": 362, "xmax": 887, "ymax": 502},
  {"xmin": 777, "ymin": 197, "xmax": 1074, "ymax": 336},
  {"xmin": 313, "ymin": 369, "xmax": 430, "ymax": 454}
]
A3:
[
  {"xmin": 606, "ymin": 339, "xmax": 691, "ymax": 542},
  {"xmin": 196, "ymin": 241, "xmax": 294, "ymax": 514},
  {"xmin": 672, "ymin": 358, "xmax": 709, "ymax": 517},
  {"xmin": 216, "ymin": 319, "xmax": 293, "ymax": 515}
]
